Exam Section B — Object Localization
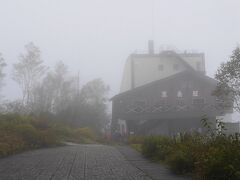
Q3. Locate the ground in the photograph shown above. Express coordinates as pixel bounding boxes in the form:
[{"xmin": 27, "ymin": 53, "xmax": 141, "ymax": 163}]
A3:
[{"xmin": 0, "ymin": 144, "xmax": 189, "ymax": 180}]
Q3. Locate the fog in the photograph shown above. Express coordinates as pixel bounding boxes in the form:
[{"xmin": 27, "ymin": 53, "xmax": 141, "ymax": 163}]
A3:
[
  {"xmin": 1, "ymin": 1, "xmax": 240, "ymax": 177},
  {"xmin": 1, "ymin": 0, "xmax": 240, "ymax": 100}
]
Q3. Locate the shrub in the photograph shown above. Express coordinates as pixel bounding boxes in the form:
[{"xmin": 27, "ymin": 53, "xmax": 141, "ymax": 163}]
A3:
[
  {"xmin": 52, "ymin": 125, "xmax": 73, "ymax": 139},
  {"xmin": 14, "ymin": 124, "xmax": 40, "ymax": 147},
  {"xmin": 38, "ymin": 130, "xmax": 59, "ymax": 147},
  {"xmin": 0, "ymin": 114, "xmax": 64, "ymax": 157},
  {"xmin": 142, "ymin": 136, "xmax": 173, "ymax": 161},
  {"xmin": 194, "ymin": 135, "xmax": 240, "ymax": 179},
  {"xmin": 137, "ymin": 132, "xmax": 240, "ymax": 179},
  {"xmin": 130, "ymin": 144, "xmax": 142, "ymax": 152},
  {"xmin": 142, "ymin": 136, "xmax": 159, "ymax": 158},
  {"xmin": 0, "ymin": 114, "xmax": 102, "ymax": 157},
  {"xmin": 128, "ymin": 135, "xmax": 145, "ymax": 144},
  {"xmin": 74, "ymin": 127, "xmax": 96, "ymax": 140},
  {"xmin": 166, "ymin": 145, "xmax": 194, "ymax": 174},
  {"xmin": 0, "ymin": 131, "xmax": 25, "ymax": 157},
  {"xmin": 31, "ymin": 118, "xmax": 52, "ymax": 130}
]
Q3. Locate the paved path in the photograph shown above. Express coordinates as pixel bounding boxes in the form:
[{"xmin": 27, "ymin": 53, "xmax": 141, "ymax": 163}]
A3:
[
  {"xmin": 117, "ymin": 146, "xmax": 189, "ymax": 180},
  {"xmin": 0, "ymin": 144, "xmax": 190, "ymax": 180}
]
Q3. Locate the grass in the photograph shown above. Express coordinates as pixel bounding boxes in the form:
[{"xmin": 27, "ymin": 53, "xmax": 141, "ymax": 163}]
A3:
[
  {"xmin": 130, "ymin": 143, "xmax": 142, "ymax": 152},
  {"xmin": 128, "ymin": 133, "xmax": 240, "ymax": 179},
  {"xmin": 0, "ymin": 113, "xmax": 101, "ymax": 158}
]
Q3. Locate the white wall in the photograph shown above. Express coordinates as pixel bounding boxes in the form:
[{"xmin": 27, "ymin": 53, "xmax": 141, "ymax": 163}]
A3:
[
  {"xmin": 120, "ymin": 56, "xmax": 132, "ymax": 92},
  {"xmin": 133, "ymin": 55, "xmax": 186, "ymax": 88},
  {"xmin": 120, "ymin": 52, "xmax": 205, "ymax": 93},
  {"xmin": 180, "ymin": 53, "xmax": 205, "ymax": 73}
]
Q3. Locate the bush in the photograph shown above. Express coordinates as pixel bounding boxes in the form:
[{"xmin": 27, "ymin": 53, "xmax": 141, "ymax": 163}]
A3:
[
  {"xmin": 0, "ymin": 131, "xmax": 25, "ymax": 157},
  {"xmin": 14, "ymin": 124, "xmax": 40, "ymax": 147},
  {"xmin": 194, "ymin": 135, "xmax": 240, "ymax": 179},
  {"xmin": 167, "ymin": 146, "xmax": 194, "ymax": 174},
  {"xmin": 52, "ymin": 125, "xmax": 73, "ymax": 140},
  {"xmin": 38, "ymin": 130, "xmax": 59, "ymax": 147},
  {"xmin": 0, "ymin": 114, "xmax": 65, "ymax": 157},
  {"xmin": 0, "ymin": 114, "xmax": 103, "ymax": 157},
  {"xmin": 128, "ymin": 135, "xmax": 145, "ymax": 144},
  {"xmin": 126, "ymin": 119, "xmax": 240, "ymax": 178},
  {"xmin": 136, "ymin": 133, "xmax": 240, "ymax": 179},
  {"xmin": 142, "ymin": 136, "xmax": 173, "ymax": 161},
  {"xmin": 74, "ymin": 127, "xmax": 96, "ymax": 140}
]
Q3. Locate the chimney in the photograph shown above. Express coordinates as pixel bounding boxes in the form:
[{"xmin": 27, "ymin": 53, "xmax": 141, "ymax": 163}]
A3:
[{"xmin": 148, "ymin": 40, "xmax": 154, "ymax": 54}]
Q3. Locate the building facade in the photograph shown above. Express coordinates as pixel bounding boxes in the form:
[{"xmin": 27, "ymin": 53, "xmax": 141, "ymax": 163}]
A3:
[{"xmin": 112, "ymin": 42, "xmax": 231, "ymax": 136}]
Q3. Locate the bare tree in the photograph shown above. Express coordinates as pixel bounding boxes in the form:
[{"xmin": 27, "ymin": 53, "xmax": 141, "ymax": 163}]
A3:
[
  {"xmin": 31, "ymin": 61, "xmax": 74, "ymax": 114},
  {"xmin": 12, "ymin": 42, "xmax": 47, "ymax": 111},
  {"xmin": 78, "ymin": 79, "xmax": 110, "ymax": 131},
  {"xmin": 49, "ymin": 61, "xmax": 73, "ymax": 113}
]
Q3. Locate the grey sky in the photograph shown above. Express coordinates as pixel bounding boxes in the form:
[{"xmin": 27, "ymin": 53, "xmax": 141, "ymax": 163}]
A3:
[{"xmin": 0, "ymin": 0, "xmax": 240, "ymax": 100}]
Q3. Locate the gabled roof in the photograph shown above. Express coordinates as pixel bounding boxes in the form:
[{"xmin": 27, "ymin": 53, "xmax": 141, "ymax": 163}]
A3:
[{"xmin": 111, "ymin": 70, "xmax": 217, "ymax": 100}]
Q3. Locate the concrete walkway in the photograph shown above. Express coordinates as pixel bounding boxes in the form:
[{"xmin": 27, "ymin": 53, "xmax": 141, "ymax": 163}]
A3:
[
  {"xmin": 117, "ymin": 146, "xmax": 189, "ymax": 180},
  {"xmin": 0, "ymin": 144, "xmax": 190, "ymax": 180}
]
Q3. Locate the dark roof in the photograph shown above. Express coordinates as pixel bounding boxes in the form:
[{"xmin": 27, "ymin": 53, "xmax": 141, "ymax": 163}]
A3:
[{"xmin": 111, "ymin": 70, "xmax": 217, "ymax": 100}]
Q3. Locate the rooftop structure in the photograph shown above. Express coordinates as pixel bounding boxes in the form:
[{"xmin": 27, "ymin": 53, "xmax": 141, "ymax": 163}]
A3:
[{"xmin": 120, "ymin": 41, "xmax": 205, "ymax": 92}]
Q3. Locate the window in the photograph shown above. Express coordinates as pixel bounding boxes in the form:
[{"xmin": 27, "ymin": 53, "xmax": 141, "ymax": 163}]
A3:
[
  {"xmin": 161, "ymin": 91, "xmax": 167, "ymax": 98},
  {"xmin": 193, "ymin": 90, "xmax": 199, "ymax": 97},
  {"xmin": 158, "ymin": 64, "xmax": 164, "ymax": 71},
  {"xmin": 173, "ymin": 64, "xmax": 179, "ymax": 71},
  {"xmin": 177, "ymin": 91, "xmax": 183, "ymax": 98}
]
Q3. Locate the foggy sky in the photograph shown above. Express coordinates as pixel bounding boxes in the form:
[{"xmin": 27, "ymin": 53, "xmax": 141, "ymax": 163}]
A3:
[{"xmin": 1, "ymin": 0, "xmax": 240, "ymax": 100}]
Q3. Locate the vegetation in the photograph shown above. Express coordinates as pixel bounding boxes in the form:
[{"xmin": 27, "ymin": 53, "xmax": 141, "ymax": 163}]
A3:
[
  {"xmin": 2, "ymin": 42, "xmax": 110, "ymax": 133},
  {"xmin": 215, "ymin": 46, "xmax": 240, "ymax": 112},
  {"xmin": 0, "ymin": 42, "xmax": 111, "ymax": 157},
  {"xmin": 0, "ymin": 53, "xmax": 6, "ymax": 92},
  {"xmin": 12, "ymin": 42, "xmax": 47, "ymax": 108},
  {"xmin": 0, "ymin": 113, "xmax": 102, "ymax": 157},
  {"xmin": 128, "ymin": 119, "xmax": 240, "ymax": 179},
  {"xmin": 128, "ymin": 135, "xmax": 146, "ymax": 152}
]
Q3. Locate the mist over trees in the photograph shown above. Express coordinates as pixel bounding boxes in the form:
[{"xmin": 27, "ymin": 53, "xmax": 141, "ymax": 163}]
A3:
[
  {"xmin": 215, "ymin": 46, "xmax": 240, "ymax": 112},
  {"xmin": 0, "ymin": 53, "xmax": 6, "ymax": 92},
  {"xmin": 12, "ymin": 42, "xmax": 47, "ymax": 111},
  {"xmin": 0, "ymin": 42, "xmax": 110, "ymax": 133}
]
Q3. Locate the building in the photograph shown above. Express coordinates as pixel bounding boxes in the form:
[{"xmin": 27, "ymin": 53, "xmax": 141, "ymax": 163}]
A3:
[
  {"xmin": 120, "ymin": 41, "xmax": 205, "ymax": 93},
  {"xmin": 223, "ymin": 122, "xmax": 240, "ymax": 135},
  {"xmin": 111, "ymin": 41, "xmax": 231, "ymax": 136}
]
